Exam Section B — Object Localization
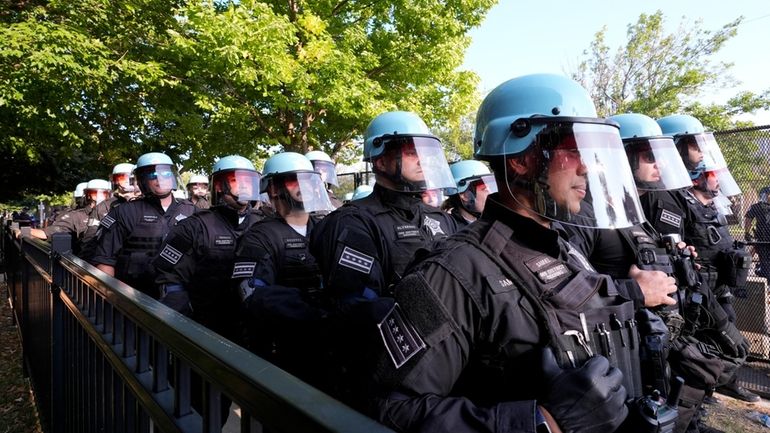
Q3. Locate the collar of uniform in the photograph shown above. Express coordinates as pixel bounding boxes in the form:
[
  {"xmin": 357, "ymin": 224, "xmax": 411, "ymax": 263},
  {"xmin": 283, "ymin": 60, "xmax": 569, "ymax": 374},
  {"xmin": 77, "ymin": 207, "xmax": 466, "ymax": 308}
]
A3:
[
  {"xmin": 372, "ymin": 183, "xmax": 423, "ymax": 213},
  {"xmin": 480, "ymin": 193, "xmax": 562, "ymax": 258}
]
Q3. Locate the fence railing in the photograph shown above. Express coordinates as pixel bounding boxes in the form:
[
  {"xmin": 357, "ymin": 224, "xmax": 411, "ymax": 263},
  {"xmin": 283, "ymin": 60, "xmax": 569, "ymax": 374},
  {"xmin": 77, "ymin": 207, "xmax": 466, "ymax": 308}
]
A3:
[{"xmin": 2, "ymin": 224, "xmax": 393, "ymax": 433}]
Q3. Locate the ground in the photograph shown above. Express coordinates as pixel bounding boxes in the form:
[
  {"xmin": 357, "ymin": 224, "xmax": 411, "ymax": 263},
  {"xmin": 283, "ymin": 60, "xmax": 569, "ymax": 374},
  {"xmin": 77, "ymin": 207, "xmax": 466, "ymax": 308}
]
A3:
[{"xmin": 1, "ymin": 277, "xmax": 770, "ymax": 432}]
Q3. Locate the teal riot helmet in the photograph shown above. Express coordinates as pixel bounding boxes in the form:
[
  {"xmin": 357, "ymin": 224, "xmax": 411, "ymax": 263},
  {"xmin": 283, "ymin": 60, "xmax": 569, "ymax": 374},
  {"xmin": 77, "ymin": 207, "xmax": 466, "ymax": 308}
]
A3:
[
  {"xmin": 84, "ymin": 179, "xmax": 112, "ymax": 206},
  {"xmin": 305, "ymin": 150, "xmax": 339, "ymax": 187},
  {"xmin": 351, "ymin": 184, "xmax": 374, "ymax": 201},
  {"xmin": 134, "ymin": 152, "xmax": 179, "ymax": 198},
  {"xmin": 363, "ymin": 111, "xmax": 456, "ymax": 194},
  {"xmin": 260, "ymin": 152, "xmax": 334, "ymax": 213},
  {"xmin": 609, "ymin": 113, "xmax": 691, "ymax": 192},
  {"xmin": 657, "ymin": 114, "xmax": 741, "ymax": 198},
  {"xmin": 474, "ymin": 73, "xmax": 644, "ymax": 229},
  {"xmin": 449, "ymin": 160, "xmax": 498, "ymax": 216},
  {"xmin": 210, "ymin": 155, "xmax": 261, "ymax": 209}
]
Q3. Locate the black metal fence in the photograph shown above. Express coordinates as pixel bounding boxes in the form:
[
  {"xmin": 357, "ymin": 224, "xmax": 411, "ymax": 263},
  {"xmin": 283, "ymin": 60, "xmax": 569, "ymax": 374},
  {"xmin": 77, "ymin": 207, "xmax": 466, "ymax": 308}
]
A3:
[{"xmin": 2, "ymin": 224, "xmax": 393, "ymax": 433}]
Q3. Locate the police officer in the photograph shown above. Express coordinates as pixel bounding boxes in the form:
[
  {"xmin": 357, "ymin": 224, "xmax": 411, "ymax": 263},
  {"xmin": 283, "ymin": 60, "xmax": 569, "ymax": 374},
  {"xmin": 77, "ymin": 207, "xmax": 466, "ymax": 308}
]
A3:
[
  {"xmin": 351, "ymin": 184, "xmax": 373, "ymax": 201},
  {"xmin": 566, "ymin": 113, "xmax": 733, "ymax": 433},
  {"xmin": 92, "ymin": 152, "xmax": 196, "ymax": 298},
  {"xmin": 93, "ymin": 163, "xmax": 141, "ymax": 219},
  {"xmin": 232, "ymin": 152, "xmax": 334, "ymax": 385},
  {"xmin": 744, "ymin": 187, "xmax": 770, "ymax": 278},
  {"xmin": 186, "ymin": 173, "xmax": 211, "ymax": 209},
  {"xmin": 645, "ymin": 115, "xmax": 757, "ymax": 407},
  {"xmin": 153, "ymin": 155, "xmax": 264, "ymax": 336},
  {"xmin": 73, "ymin": 182, "xmax": 88, "ymax": 210},
  {"xmin": 445, "ymin": 160, "xmax": 498, "ymax": 226},
  {"xmin": 305, "ymin": 150, "xmax": 343, "ymax": 208},
  {"xmin": 28, "ymin": 179, "xmax": 112, "ymax": 261},
  {"xmin": 308, "ymin": 110, "xmax": 459, "ymax": 403},
  {"xmin": 366, "ymin": 74, "xmax": 646, "ymax": 433}
]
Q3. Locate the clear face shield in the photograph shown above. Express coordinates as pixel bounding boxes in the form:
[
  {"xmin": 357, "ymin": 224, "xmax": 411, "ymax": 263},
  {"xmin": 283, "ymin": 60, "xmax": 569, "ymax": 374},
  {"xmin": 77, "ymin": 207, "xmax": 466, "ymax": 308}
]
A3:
[
  {"xmin": 187, "ymin": 183, "xmax": 209, "ymax": 198},
  {"xmin": 681, "ymin": 133, "xmax": 741, "ymax": 197},
  {"xmin": 85, "ymin": 188, "xmax": 111, "ymax": 206},
  {"xmin": 625, "ymin": 138, "xmax": 692, "ymax": 192},
  {"xmin": 212, "ymin": 169, "xmax": 261, "ymax": 208},
  {"xmin": 311, "ymin": 160, "xmax": 339, "ymax": 187},
  {"xmin": 461, "ymin": 174, "xmax": 498, "ymax": 214},
  {"xmin": 268, "ymin": 172, "xmax": 335, "ymax": 214},
  {"xmin": 136, "ymin": 164, "xmax": 180, "ymax": 198},
  {"xmin": 504, "ymin": 120, "xmax": 645, "ymax": 229},
  {"xmin": 420, "ymin": 189, "xmax": 445, "ymax": 208},
  {"xmin": 374, "ymin": 136, "xmax": 457, "ymax": 194},
  {"xmin": 713, "ymin": 193, "xmax": 734, "ymax": 217},
  {"xmin": 112, "ymin": 172, "xmax": 139, "ymax": 194}
]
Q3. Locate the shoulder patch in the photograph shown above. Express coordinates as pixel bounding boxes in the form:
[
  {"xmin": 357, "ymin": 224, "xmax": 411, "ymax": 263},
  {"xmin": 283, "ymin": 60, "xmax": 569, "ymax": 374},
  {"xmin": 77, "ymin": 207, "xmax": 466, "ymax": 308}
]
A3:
[
  {"xmin": 100, "ymin": 215, "xmax": 116, "ymax": 229},
  {"xmin": 231, "ymin": 261, "xmax": 257, "ymax": 279},
  {"xmin": 338, "ymin": 246, "xmax": 374, "ymax": 274},
  {"xmin": 175, "ymin": 213, "xmax": 188, "ymax": 222},
  {"xmin": 660, "ymin": 209, "xmax": 682, "ymax": 228},
  {"xmin": 159, "ymin": 244, "xmax": 183, "ymax": 265},
  {"xmin": 378, "ymin": 303, "xmax": 426, "ymax": 369}
]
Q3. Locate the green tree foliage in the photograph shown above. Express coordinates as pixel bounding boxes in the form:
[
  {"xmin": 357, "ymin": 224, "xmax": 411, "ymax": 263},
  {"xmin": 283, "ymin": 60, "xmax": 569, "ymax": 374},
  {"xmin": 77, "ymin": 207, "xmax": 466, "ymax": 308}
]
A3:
[
  {"xmin": 0, "ymin": 0, "xmax": 494, "ymax": 200},
  {"xmin": 572, "ymin": 10, "xmax": 770, "ymax": 129}
]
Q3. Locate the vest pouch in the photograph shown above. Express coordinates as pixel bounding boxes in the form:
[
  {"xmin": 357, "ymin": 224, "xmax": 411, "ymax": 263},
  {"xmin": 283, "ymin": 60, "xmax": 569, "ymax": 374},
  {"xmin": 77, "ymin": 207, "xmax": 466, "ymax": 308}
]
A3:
[
  {"xmin": 718, "ymin": 249, "xmax": 751, "ymax": 288},
  {"xmin": 667, "ymin": 335, "xmax": 723, "ymax": 390}
]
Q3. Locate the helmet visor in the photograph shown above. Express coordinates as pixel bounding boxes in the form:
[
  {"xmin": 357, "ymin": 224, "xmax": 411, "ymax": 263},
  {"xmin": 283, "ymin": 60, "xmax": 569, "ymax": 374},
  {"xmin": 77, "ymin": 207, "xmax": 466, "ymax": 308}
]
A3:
[
  {"xmin": 136, "ymin": 164, "xmax": 179, "ymax": 197},
  {"xmin": 378, "ymin": 136, "xmax": 457, "ymax": 194},
  {"xmin": 85, "ymin": 189, "xmax": 111, "ymax": 205},
  {"xmin": 311, "ymin": 160, "xmax": 339, "ymax": 187},
  {"xmin": 505, "ymin": 120, "xmax": 645, "ymax": 229},
  {"xmin": 112, "ymin": 172, "xmax": 138, "ymax": 193},
  {"xmin": 421, "ymin": 189, "xmax": 445, "ymax": 208},
  {"xmin": 212, "ymin": 169, "xmax": 261, "ymax": 205},
  {"xmin": 271, "ymin": 172, "xmax": 335, "ymax": 213},
  {"xmin": 625, "ymin": 138, "xmax": 692, "ymax": 191},
  {"xmin": 684, "ymin": 133, "xmax": 741, "ymax": 196},
  {"xmin": 713, "ymin": 193, "xmax": 734, "ymax": 216}
]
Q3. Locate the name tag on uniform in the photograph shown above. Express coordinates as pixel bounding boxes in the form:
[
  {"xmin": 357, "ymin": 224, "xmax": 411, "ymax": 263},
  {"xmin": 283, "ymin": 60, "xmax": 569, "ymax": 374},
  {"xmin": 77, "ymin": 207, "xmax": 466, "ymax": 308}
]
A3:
[
  {"xmin": 395, "ymin": 224, "xmax": 420, "ymax": 239},
  {"xmin": 215, "ymin": 235, "xmax": 234, "ymax": 246},
  {"xmin": 142, "ymin": 215, "xmax": 159, "ymax": 223},
  {"xmin": 284, "ymin": 238, "xmax": 306, "ymax": 249},
  {"xmin": 525, "ymin": 254, "xmax": 571, "ymax": 284}
]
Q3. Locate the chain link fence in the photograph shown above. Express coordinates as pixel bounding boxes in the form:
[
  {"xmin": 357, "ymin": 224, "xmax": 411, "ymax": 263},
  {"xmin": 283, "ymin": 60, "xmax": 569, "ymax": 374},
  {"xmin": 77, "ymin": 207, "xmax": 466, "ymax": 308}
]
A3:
[{"xmin": 714, "ymin": 125, "xmax": 770, "ymax": 395}]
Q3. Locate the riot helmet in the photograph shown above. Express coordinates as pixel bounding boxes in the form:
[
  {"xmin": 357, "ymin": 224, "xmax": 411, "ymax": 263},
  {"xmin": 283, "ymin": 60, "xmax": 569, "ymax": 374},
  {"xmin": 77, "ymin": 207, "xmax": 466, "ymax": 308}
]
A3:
[
  {"xmin": 609, "ymin": 113, "xmax": 692, "ymax": 192},
  {"xmin": 186, "ymin": 173, "xmax": 210, "ymax": 199},
  {"xmin": 260, "ymin": 152, "xmax": 334, "ymax": 214},
  {"xmin": 351, "ymin": 184, "xmax": 374, "ymax": 201},
  {"xmin": 305, "ymin": 150, "xmax": 339, "ymax": 187},
  {"xmin": 210, "ymin": 155, "xmax": 261, "ymax": 210},
  {"xmin": 74, "ymin": 182, "xmax": 88, "ymax": 208},
  {"xmin": 657, "ymin": 114, "xmax": 740, "ymax": 198},
  {"xmin": 134, "ymin": 152, "xmax": 179, "ymax": 199},
  {"xmin": 474, "ymin": 73, "xmax": 644, "ymax": 229},
  {"xmin": 111, "ymin": 163, "xmax": 139, "ymax": 195},
  {"xmin": 84, "ymin": 179, "xmax": 112, "ymax": 206},
  {"xmin": 449, "ymin": 160, "xmax": 498, "ymax": 216},
  {"xmin": 364, "ymin": 111, "xmax": 456, "ymax": 194}
]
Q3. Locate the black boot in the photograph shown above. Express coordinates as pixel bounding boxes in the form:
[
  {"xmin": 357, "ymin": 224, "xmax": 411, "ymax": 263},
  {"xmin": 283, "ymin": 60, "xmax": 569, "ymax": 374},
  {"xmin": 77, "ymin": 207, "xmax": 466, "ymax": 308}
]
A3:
[{"xmin": 717, "ymin": 382, "xmax": 761, "ymax": 403}]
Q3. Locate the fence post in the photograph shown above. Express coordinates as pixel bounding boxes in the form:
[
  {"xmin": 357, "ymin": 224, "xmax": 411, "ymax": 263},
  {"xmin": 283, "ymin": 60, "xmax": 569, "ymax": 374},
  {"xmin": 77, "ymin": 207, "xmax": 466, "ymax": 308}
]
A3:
[{"xmin": 49, "ymin": 233, "xmax": 71, "ymax": 433}]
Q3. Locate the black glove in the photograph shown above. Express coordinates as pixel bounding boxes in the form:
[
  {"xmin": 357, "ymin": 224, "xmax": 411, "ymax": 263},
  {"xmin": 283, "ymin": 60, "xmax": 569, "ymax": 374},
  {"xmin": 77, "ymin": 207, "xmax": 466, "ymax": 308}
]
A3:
[
  {"xmin": 161, "ymin": 290, "xmax": 192, "ymax": 316},
  {"xmin": 540, "ymin": 347, "xmax": 628, "ymax": 433},
  {"xmin": 714, "ymin": 323, "xmax": 749, "ymax": 359}
]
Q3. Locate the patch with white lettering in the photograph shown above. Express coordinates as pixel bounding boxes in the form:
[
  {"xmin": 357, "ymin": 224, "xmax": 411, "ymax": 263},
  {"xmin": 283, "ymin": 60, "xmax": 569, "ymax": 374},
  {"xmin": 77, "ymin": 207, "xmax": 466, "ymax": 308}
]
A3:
[
  {"xmin": 524, "ymin": 254, "xmax": 559, "ymax": 274},
  {"xmin": 536, "ymin": 263, "xmax": 570, "ymax": 284},
  {"xmin": 485, "ymin": 274, "xmax": 516, "ymax": 293},
  {"xmin": 214, "ymin": 235, "xmax": 234, "ymax": 246},
  {"xmin": 338, "ymin": 246, "xmax": 374, "ymax": 274},
  {"xmin": 525, "ymin": 254, "xmax": 572, "ymax": 284},
  {"xmin": 284, "ymin": 238, "xmax": 306, "ymax": 249},
  {"xmin": 422, "ymin": 216, "xmax": 445, "ymax": 237},
  {"xmin": 231, "ymin": 261, "xmax": 257, "ymax": 279},
  {"xmin": 159, "ymin": 244, "xmax": 183, "ymax": 265},
  {"xmin": 100, "ymin": 215, "xmax": 116, "ymax": 229},
  {"xmin": 660, "ymin": 209, "xmax": 682, "ymax": 228},
  {"xmin": 378, "ymin": 304, "xmax": 426, "ymax": 369},
  {"xmin": 142, "ymin": 215, "xmax": 159, "ymax": 223},
  {"xmin": 395, "ymin": 224, "xmax": 421, "ymax": 239}
]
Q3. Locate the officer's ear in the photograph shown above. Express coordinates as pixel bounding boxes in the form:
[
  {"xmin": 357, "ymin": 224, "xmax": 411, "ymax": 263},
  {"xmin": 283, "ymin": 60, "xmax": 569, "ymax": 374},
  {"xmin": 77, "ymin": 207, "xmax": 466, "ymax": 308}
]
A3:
[{"xmin": 505, "ymin": 153, "xmax": 534, "ymax": 176}]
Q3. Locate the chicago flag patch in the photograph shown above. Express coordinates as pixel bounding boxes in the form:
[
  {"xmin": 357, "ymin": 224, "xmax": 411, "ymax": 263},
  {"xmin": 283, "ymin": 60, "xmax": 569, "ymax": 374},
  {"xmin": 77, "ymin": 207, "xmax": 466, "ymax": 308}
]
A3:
[{"xmin": 378, "ymin": 304, "xmax": 426, "ymax": 369}]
